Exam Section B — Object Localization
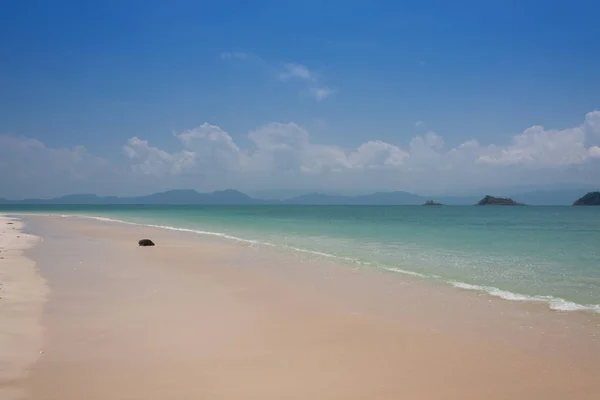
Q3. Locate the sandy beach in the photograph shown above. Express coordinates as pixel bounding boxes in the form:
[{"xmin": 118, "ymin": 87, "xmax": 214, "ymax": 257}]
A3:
[
  {"xmin": 1, "ymin": 214, "xmax": 599, "ymax": 399},
  {"xmin": 0, "ymin": 216, "xmax": 47, "ymax": 400}
]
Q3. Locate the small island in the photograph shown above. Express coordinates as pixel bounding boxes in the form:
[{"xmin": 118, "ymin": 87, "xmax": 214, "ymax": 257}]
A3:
[
  {"xmin": 476, "ymin": 195, "xmax": 522, "ymax": 206},
  {"xmin": 423, "ymin": 200, "xmax": 442, "ymax": 206},
  {"xmin": 572, "ymin": 191, "xmax": 600, "ymax": 206}
]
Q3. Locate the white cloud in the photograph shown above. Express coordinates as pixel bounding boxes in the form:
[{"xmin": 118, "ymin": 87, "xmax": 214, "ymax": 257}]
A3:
[
  {"xmin": 124, "ymin": 137, "xmax": 195, "ymax": 176},
  {"xmin": 476, "ymin": 125, "xmax": 589, "ymax": 167},
  {"xmin": 122, "ymin": 111, "xmax": 600, "ymax": 190},
  {"xmin": 222, "ymin": 53, "xmax": 335, "ymax": 102},
  {"xmin": 279, "ymin": 63, "xmax": 316, "ymax": 81},
  {"xmin": 0, "ymin": 135, "xmax": 112, "ymax": 198},
  {"xmin": 175, "ymin": 123, "xmax": 248, "ymax": 173},
  {"xmin": 348, "ymin": 141, "xmax": 409, "ymax": 169},
  {"xmin": 0, "ymin": 136, "xmax": 108, "ymax": 177},
  {"xmin": 411, "ymin": 131, "xmax": 445, "ymax": 151},
  {"xmin": 248, "ymin": 123, "xmax": 351, "ymax": 174},
  {"xmin": 584, "ymin": 110, "xmax": 600, "ymax": 138},
  {"xmin": 177, "ymin": 123, "xmax": 240, "ymax": 153},
  {"xmin": 2, "ymin": 110, "xmax": 600, "ymax": 198},
  {"xmin": 248, "ymin": 122, "xmax": 309, "ymax": 150},
  {"xmin": 278, "ymin": 62, "xmax": 334, "ymax": 101},
  {"xmin": 310, "ymin": 87, "xmax": 335, "ymax": 101}
]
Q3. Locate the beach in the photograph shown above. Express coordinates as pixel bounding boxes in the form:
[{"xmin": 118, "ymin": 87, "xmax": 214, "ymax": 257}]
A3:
[
  {"xmin": 1, "ymin": 214, "xmax": 600, "ymax": 399},
  {"xmin": 0, "ymin": 216, "xmax": 47, "ymax": 400}
]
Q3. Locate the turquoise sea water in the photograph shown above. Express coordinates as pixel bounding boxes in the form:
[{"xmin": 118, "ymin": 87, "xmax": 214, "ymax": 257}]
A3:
[{"xmin": 4, "ymin": 205, "xmax": 599, "ymax": 313}]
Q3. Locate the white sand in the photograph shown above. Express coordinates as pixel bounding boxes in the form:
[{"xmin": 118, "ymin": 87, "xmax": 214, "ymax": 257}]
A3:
[
  {"xmin": 0, "ymin": 215, "xmax": 48, "ymax": 400},
  {"xmin": 3, "ymin": 214, "xmax": 600, "ymax": 399}
]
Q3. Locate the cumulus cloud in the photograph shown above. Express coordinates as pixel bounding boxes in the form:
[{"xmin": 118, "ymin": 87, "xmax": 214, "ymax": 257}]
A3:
[
  {"xmin": 119, "ymin": 110, "xmax": 600, "ymax": 192},
  {"xmin": 175, "ymin": 123, "xmax": 249, "ymax": 174},
  {"xmin": 248, "ymin": 123, "xmax": 349, "ymax": 174},
  {"xmin": 123, "ymin": 137, "xmax": 195, "ymax": 176},
  {"xmin": 348, "ymin": 141, "xmax": 409, "ymax": 169},
  {"xmin": 0, "ymin": 135, "xmax": 112, "ymax": 198},
  {"xmin": 584, "ymin": 110, "xmax": 600, "ymax": 138},
  {"xmin": 2, "ymin": 111, "xmax": 600, "ymax": 198},
  {"xmin": 0, "ymin": 135, "xmax": 107, "ymax": 177},
  {"xmin": 476, "ymin": 114, "xmax": 600, "ymax": 167}
]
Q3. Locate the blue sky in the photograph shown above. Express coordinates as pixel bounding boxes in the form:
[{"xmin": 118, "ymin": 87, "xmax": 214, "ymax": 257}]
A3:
[{"xmin": 1, "ymin": 0, "xmax": 600, "ymax": 198}]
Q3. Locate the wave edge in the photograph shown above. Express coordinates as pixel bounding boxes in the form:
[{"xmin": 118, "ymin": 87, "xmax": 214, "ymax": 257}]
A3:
[{"xmin": 62, "ymin": 214, "xmax": 600, "ymax": 315}]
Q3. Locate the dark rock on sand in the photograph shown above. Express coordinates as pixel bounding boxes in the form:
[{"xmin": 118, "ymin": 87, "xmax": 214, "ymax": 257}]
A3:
[
  {"xmin": 138, "ymin": 239, "xmax": 155, "ymax": 246},
  {"xmin": 476, "ymin": 195, "xmax": 522, "ymax": 206},
  {"xmin": 573, "ymin": 191, "xmax": 600, "ymax": 206}
]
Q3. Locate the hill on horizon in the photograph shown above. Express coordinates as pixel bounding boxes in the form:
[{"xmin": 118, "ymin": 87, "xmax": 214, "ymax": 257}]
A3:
[
  {"xmin": 0, "ymin": 189, "xmax": 258, "ymax": 206},
  {"xmin": 0, "ymin": 187, "xmax": 596, "ymax": 206}
]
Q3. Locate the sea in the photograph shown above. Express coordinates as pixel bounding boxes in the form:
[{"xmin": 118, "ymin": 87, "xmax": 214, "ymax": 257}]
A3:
[{"xmin": 3, "ymin": 204, "xmax": 599, "ymax": 314}]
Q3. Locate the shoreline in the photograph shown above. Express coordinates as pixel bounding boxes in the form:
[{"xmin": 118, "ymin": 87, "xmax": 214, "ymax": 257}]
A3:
[
  {"xmin": 3, "ymin": 214, "xmax": 600, "ymax": 398},
  {"xmin": 0, "ymin": 215, "xmax": 48, "ymax": 400},
  {"xmin": 8, "ymin": 211, "xmax": 600, "ymax": 316}
]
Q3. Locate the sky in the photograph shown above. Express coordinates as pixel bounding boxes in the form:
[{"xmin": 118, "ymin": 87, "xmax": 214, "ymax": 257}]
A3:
[{"xmin": 1, "ymin": 0, "xmax": 600, "ymax": 199}]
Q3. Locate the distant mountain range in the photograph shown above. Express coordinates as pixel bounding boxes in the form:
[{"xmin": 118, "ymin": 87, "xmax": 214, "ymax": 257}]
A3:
[
  {"xmin": 0, "ymin": 187, "xmax": 596, "ymax": 206},
  {"xmin": 0, "ymin": 189, "xmax": 259, "ymax": 205}
]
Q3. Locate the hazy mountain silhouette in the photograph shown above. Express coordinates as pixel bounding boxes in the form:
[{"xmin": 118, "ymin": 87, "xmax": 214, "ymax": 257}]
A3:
[
  {"xmin": 0, "ymin": 189, "xmax": 259, "ymax": 205},
  {"xmin": 133, "ymin": 189, "xmax": 258, "ymax": 205},
  {"xmin": 0, "ymin": 187, "xmax": 596, "ymax": 206}
]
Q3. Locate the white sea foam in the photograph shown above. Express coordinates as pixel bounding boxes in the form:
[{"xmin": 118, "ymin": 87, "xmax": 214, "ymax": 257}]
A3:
[
  {"xmin": 450, "ymin": 281, "xmax": 600, "ymax": 314},
  {"xmin": 380, "ymin": 266, "xmax": 430, "ymax": 278},
  {"xmin": 74, "ymin": 215, "xmax": 363, "ymax": 262},
  {"xmin": 34, "ymin": 213, "xmax": 600, "ymax": 316}
]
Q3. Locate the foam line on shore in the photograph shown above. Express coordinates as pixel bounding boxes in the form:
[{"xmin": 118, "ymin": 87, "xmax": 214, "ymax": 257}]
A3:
[
  {"xmin": 11, "ymin": 213, "xmax": 600, "ymax": 315},
  {"xmin": 449, "ymin": 282, "xmax": 600, "ymax": 313}
]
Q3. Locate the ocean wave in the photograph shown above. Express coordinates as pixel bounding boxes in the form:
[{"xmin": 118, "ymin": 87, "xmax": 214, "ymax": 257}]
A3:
[
  {"xmin": 78, "ymin": 215, "xmax": 264, "ymax": 245},
  {"xmin": 69, "ymin": 214, "xmax": 364, "ymax": 261},
  {"xmin": 380, "ymin": 266, "xmax": 431, "ymax": 278},
  {"xmin": 58, "ymin": 213, "xmax": 600, "ymax": 315},
  {"xmin": 449, "ymin": 281, "xmax": 600, "ymax": 314}
]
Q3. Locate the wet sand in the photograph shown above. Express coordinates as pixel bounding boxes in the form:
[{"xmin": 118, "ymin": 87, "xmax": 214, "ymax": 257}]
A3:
[{"xmin": 2, "ymin": 215, "xmax": 600, "ymax": 399}]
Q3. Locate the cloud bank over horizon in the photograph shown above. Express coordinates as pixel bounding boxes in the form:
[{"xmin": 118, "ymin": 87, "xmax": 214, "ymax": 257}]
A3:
[{"xmin": 1, "ymin": 111, "xmax": 600, "ymax": 199}]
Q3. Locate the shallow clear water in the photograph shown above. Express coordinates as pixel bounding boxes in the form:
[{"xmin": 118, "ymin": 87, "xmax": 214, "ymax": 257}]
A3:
[{"xmin": 4, "ymin": 204, "xmax": 599, "ymax": 313}]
